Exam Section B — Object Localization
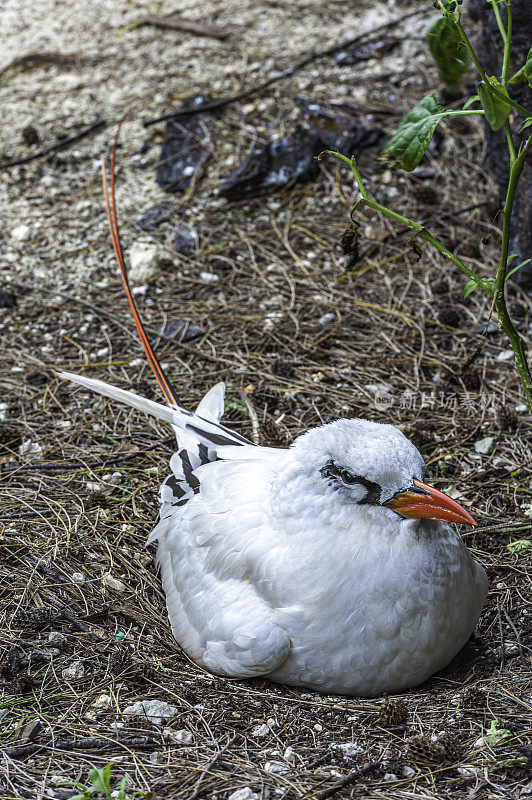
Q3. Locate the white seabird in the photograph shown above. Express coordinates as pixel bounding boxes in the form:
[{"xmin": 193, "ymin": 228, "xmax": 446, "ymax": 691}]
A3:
[
  {"xmin": 58, "ymin": 141, "xmax": 487, "ymax": 696},
  {"xmin": 60, "ymin": 370, "xmax": 488, "ymax": 697}
]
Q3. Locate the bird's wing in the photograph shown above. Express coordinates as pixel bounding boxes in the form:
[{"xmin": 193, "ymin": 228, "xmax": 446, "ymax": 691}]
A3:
[
  {"xmin": 152, "ymin": 453, "xmax": 293, "ymax": 678},
  {"xmin": 151, "ymin": 384, "xmax": 292, "ymax": 678},
  {"xmin": 157, "ymin": 380, "xmax": 284, "ymax": 517}
]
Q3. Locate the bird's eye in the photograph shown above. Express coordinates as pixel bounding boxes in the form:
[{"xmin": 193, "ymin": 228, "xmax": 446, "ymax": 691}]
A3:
[
  {"xmin": 320, "ymin": 461, "xmax": 359, "ymax": 485},
  {"xmin": 320, "ymin": 461, "xmax": 382, "ymax": 505},
  {"xmin": 340, "ymin": 469, "xmax": 357, "ymax": 484}
]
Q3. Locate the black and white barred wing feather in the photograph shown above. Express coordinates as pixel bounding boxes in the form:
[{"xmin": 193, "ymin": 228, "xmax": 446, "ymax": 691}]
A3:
[{"xmin": 59, "ymin": 371, "xmax": 292, "ymax": 678}]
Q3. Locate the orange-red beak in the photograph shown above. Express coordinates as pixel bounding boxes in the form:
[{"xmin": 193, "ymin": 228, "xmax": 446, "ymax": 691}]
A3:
[{"xmin": 384, "ymin": 478, "xmax": 477, "ymax": 526}]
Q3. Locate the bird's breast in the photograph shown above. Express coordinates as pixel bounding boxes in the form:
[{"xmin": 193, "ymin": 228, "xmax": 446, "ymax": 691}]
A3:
[{"xmin": 262, "ymin": 514, "xmax": 487, "ymax": 695}]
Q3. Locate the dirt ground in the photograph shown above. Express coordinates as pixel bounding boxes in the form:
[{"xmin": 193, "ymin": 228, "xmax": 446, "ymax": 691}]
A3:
[{"xmin": 1, "ymin": 1, "xmax": 532, "ymax": 798}]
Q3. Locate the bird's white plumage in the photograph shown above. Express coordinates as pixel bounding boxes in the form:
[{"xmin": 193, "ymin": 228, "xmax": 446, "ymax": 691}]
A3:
[{"xmin": 61, "ymin": 372, "xmax": 488, "ymax": 696}]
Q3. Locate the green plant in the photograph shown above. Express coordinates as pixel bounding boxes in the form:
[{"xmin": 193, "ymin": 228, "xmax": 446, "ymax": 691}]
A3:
[
  {"xmin": 507, "ymin": 538, "xmax": 532, "ymax": 553},
  {"xmin": 60, "ymin": 762, "xmax": 145, "ymax": 800},
  {"xmin": 481, "ymin": 720, "xmax": 531, "ymax": 776},
  {"xmin": 493, "ymin": 753, "xmax": 531, "ymax": 775},
  {"xmin": 483, "ymin": 718, "xmax": 513, "ymax": 746},
  {"xmin": 324, "ymin": 0, "xmax": 532, "ymax": 410}
]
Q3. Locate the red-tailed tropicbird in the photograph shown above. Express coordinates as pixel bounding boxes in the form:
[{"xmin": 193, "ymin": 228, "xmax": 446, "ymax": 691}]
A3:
[{"xmin": 59, "ymin": 130, "xmax": 487, "ymax": 697}]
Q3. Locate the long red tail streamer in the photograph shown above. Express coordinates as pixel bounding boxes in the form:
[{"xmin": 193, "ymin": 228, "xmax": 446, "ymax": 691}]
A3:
[{"xmin": 101, "ymin": 114, "xmax": 183, "ymax": 409}]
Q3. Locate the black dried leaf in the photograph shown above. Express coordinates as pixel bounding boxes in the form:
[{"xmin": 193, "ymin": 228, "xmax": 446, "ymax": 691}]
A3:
[
  {"xmin": 173, "ymin": 222, "xmax": 198, "ymax": 257},
  {"xmin": 134, "ymin": 202, "xmax": 174, "ymax": 232},
  {"xmin": 156, "ymin": 95, "xmax": 216, "ymax": 193},
  {"xmin": 221, "ymin": 127, "xmax": 321, "ymax": 201},
  {"xmin": 0, "ymin": 290, "xmax": 17, "ymax": 308}
]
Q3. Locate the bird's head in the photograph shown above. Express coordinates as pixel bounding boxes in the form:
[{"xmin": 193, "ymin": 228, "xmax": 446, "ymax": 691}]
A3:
[{"xmin": 290, "ymin": 418, "xmax": 477, "ymax": 526}]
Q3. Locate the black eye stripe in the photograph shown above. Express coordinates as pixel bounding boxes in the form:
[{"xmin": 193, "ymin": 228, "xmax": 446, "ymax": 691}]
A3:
[
  {"xmin": 320, "ymin": 461, "xmax": 382, "ymax": 505},
  {"xmin": 356, "ymin": 476, "xmax": 382, "ymax": 505}
]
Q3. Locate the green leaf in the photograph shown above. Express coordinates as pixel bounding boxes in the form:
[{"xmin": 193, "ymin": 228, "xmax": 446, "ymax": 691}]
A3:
[
  {"xmin": 463, "ymin": 278, "xmax": 479, "ymax": 298},
  {"xmin": 463, "ymin": 276, "xmax": 494, "ymax": 298},
  {"xmin": 518, "ymin": 117, "xmax": 532, "ymax": 134},
  {"xmin": 508, "ymin": 46, "xmax": 532, "ymax": 87},
  {"xmin": 479, "ymin": 77, "xmax": 510, "ymax": 130},
  {"xmin": 506, "ymin": 258, "xmax": 531, "ymax": 280},
  {"xmin": 118, "ymin": 775, "xmax": 128, "ymax": 800},
  {"xmin": 484, "ymin": 719, "xmax": 512, "ymax": 746},
  {"xmin": 507, "ymin": 539, "xmax": 532, "ymax": 554},
  {"xmin": 88, "ymin": 764, "xmax": 113, "ymax": 798},
  {"xmin": 225, "ymin": 399, "xmax": 247, "ymax": 414},
  {"xmin": 462, "ymin": 94, "xmax": 480, "ymax": 111},
  {"xmin": 384, "ymin": 93, "xmax": 445, "ymax": 171},
  {"xmin": 427, "ymin": 18, "xmax": 468, "ymax": 90}
]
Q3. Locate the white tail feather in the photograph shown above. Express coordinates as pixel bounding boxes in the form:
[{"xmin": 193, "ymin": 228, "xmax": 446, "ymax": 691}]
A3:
[
  {"xmin": 58, "ymin": 371, "xmax": 252, "ymax": 450},
  {"xmin": 58, "ymin": 371, "xmax": 176, "ymax": 426},
  {"xmin": 195, "ymin": 382, "xmax": 225, "ymax": 422}
]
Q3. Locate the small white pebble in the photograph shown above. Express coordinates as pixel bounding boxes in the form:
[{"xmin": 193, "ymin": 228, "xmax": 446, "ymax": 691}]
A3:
[
  {"xmin": 251, "ymin": 723, "xmax": 270, "ymax": 737},
  {"xmin": 283, "ymin": 746, "xmax": 296, "ymax": 765},
  {"xmin": 48, "ymin": 632, "xmax": 66, "ymax": 643},
  {"xmin": 62, "ymin": 659, "xmax": 84, "ymax": 680},
  {"xmin": 19, "ymin": 440, "xmax": 43, "ymax": 460},
  {"xmin": 11, "ymin": 223, "xmax": 31, "ymax": 241},
  {"xmin": 228, "ymin": 789, "xmax": 259, "ymax": 800},
  {"xmin": 492, "ymin": 458, "xmax": 508, "ymax": 468},
  {"xmin": 264, "ymin": 761, "xmax": 288, "ymax": 774},
  {"xmin": 103, "ymin": 574, "xmax": 127, "ymax": 594},
  {"xmin": 128, "ymin": 242, "xmax": 161, "ymax": 283},
  {"xmin": 474, "ymin": 436, "xmax": 496, "ymax": 455},
  {"xmin": 102, "ymin": 472, "xmax": 122, "ymax": 485},
  {"xmin": 90, "ymin": 693, "xmax": 112, "ymax": 710},
  {"xmin": 72, "ymin": 572, "xmax": 86, "ymax": 584},
  {"xmin": 200, "ymin": 272, "xmax": 219, "ymax": 283},
  {"xmin": 458, "ymin": 766, "xmax": 480, "ymax": 777},
  {"xmin": 333, "ymin": 742, "xmax": 362, "ymax": 757},
  {"xmin": 164, "ymin": 728, "xmax": 193, "ymax": 744}
]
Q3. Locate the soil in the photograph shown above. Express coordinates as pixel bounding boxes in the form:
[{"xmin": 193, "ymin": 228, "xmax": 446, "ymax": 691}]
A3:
[{"xmin": 1, "ymin": 1, "xmax": 531, "ymax": 799}]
